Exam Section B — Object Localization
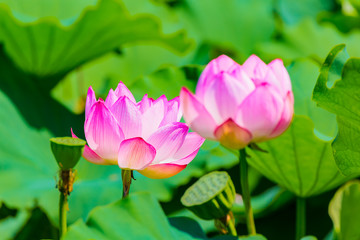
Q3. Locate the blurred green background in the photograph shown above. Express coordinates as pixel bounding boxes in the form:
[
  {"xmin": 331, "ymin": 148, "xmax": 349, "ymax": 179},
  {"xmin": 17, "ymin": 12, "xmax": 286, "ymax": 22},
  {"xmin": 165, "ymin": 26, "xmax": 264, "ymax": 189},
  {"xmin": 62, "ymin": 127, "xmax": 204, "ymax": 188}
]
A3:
[{"xmin": 1, "ymin": 0, "xmax": 360, "ymax": 239}]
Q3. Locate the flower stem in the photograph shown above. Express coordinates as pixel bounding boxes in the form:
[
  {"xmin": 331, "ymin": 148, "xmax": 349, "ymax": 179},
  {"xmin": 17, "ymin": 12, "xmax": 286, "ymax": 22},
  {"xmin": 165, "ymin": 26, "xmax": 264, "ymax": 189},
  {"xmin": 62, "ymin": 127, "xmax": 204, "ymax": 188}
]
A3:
[
  {"xmin": 226, "ymin": 211, "xmax": 237, "ymax": 236},
  {"xmin": 59, "ymin": 192, "xmax": 67, "ymax": 238},
  {"xmin": 214, "ymin": 211, "xmax": 237, "ymax": 236},
  {"xmin": 58, "ymin": 169, "xmax": 74, "ymax": 239},
  {"xmin": 239, "ymin": 148, "xmax": 256, "ymax": 235},
  {"xmin": 122, "ymin": 169, "xmax": 132, "ymax": 198},
  {"xmin": 296, "ymin": 197, "xmax": 306, "ymax": 240}
]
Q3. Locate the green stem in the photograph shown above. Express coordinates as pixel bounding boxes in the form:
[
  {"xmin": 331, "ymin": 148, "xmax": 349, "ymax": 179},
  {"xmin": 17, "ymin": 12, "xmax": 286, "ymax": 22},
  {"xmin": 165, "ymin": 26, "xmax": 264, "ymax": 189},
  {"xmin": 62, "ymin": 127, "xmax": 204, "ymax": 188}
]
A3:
[
  {"xmin": 227, "ymin": 220, "xmax": 237, "ymax": 236},
  {"xmin": 214, "ymin": 212, "xmax": 237, "ymax": 236},
  {"xmin": 122, "ymin": 169, "xmax": 132, "ymax": 198},
  {"xmin": 59, "ymin": 192, "xmax": 67, "ymax": 238},
  {"xmin": 296, "ymin": 197, "xmax": 306, "ymax": 240},
  {"xmin": 226, "ymin": 211, "xmax": 237, "ymax": 236},
  {"xmin": 239, "ymin": 148, "xmax": 256, "ymax": 235}
]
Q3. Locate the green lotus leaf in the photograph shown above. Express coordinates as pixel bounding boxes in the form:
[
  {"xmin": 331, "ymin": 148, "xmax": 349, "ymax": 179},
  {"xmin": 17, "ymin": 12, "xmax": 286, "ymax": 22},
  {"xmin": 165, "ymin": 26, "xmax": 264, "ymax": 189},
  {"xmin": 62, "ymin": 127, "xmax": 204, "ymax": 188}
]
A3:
[
  {"xmin": 247, "ymin": 115, "xmax": 353, "ymax": 197},
  {"xmin": 146, "ymin": 0, "xmax": 276, "ymax": 57},
  {"xmin": 147, "ymin": 0, "xmax": 275, "ymax": 57},
  {"xmin": 51, "ymin": 48, "xmax": 198, "ymax": 114},
  {"xmin": 287, "ymin": 58, "xmax": 337, "ymax": 139},
  {"xmin": 329, "ymin": 180, "xmax": 360, "ymax": 240},
  {"xmin": 258, "ymin": 19, "xmax": 360, "ymax": 63},
  {"xmin": 232, "ymin": 186, "xmax": 294, "ymax": 220},
  {"xmin": 275, "ymin": 0, "xmax": 334, "ymax": 25},
  {"xmin": 319, "ymin": 12, "xmax": 360, "ymax": 34},
  {"xmin": 64, "ymin": 192, "xmax": 240, "ymax": 240},
  {"xmin": 313, "ymin": 44, "xmax": 360, "ymax": 175},
  {"xmin": 0, "ymin": 0, "xmax": 97, "ymax": 23},
  {"xmin": 0, "ymin": 0, "xmax": 192, "ymax": 79},
  {"xmin": 238, "ymin": 235, "xmax": 267, "ymax": 240},
  {"xmin": 300, "ymin": 236, "xmax": 318, "ymax": 240},
  {"xmin": 0, "ymin": 209, "xmax": 30, "ymax": 240}
]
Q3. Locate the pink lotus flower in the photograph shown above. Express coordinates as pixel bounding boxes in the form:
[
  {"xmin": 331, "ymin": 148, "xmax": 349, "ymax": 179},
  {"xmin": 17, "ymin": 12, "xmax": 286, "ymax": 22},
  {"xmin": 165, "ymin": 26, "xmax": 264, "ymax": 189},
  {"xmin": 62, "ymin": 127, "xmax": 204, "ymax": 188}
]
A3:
[
  {"xmin": 72, "ymin": 82, "xmax": 204, "ymax": 179},
  {"xmin": 180, "ymin": 55, "xmax": 294, "ymax": 150}
]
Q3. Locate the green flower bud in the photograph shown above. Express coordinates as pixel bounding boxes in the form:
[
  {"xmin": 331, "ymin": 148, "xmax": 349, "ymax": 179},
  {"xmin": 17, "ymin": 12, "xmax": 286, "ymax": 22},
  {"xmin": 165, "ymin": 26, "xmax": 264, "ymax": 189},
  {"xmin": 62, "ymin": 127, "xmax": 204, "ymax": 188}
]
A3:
[
  {"xmin": 50, "ymin": 137, "xmax": 86, "ymax": 170},
  {"xmin": 181, "ymin": 171, "xmax": 236, "ymax": 220}
]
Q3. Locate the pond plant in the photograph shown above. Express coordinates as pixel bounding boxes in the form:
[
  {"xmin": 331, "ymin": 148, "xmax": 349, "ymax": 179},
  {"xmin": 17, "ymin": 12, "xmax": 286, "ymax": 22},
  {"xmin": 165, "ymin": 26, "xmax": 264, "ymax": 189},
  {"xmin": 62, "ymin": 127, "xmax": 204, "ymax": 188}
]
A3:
[{"xmin": 1, "ymin": 1, "xmax": 360, "ymax": 240}]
